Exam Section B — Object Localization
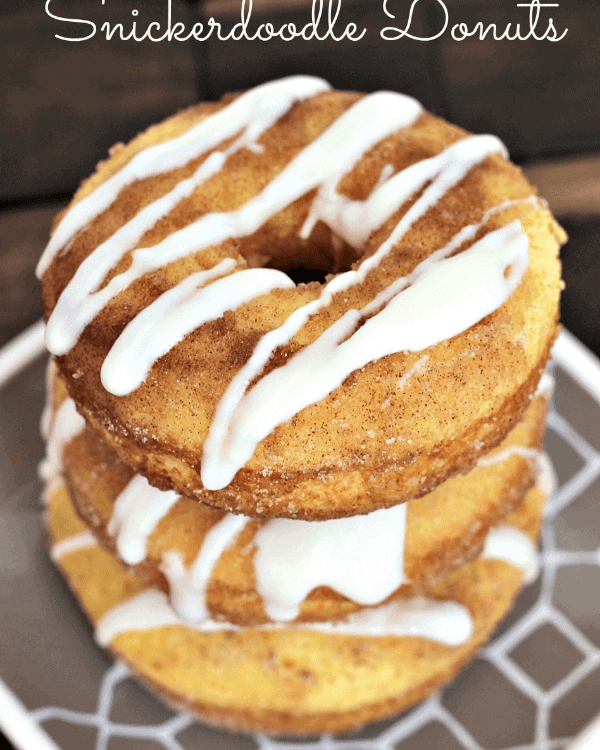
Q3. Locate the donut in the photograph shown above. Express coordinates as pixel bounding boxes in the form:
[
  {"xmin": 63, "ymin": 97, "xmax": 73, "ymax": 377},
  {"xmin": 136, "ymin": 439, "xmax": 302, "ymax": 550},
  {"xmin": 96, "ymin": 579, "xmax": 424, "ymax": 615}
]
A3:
[
  {"xmin": 46, "ymin": 474, "xmax": 547, "ymax": 736},
  {"xmin": 56, "ymin": 384, "xmax": 549, "ymax": 626},
  {"xmin": 37, "ymin": 76, "xmax": 565, "ymax": 519}
]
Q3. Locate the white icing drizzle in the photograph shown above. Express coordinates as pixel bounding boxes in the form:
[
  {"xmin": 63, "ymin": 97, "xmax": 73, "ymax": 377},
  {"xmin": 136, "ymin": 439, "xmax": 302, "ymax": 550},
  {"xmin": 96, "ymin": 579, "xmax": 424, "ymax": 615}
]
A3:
[
  {"xmin": 67, "ymin": 504, "xmax": 541, "ymax": 646},
  {"xmin": 50, "ymin": 530, "xmax": 98, "ymax": 562},
  {"xmin": 40, "ymin": 472, "xmax": 63, "ymax": 507},
  {"xmin": 160, "ymin": 513, "xmax": 249, "ymax": 622},
  {"xmin": 39, "ymin": 397, "xmax": 86, "ymax": 480},
  {"xmin": 95, "ymin": 587, "xmax": 473, "ymax": 648},
  {"xmin": 476, "ymin": 445, "xmax": 542, "ymax": 469},
  {"xmin": 91, "ymin": 460, "xmax": 408, "ymax": 624},
  {"xmin": 45, "ymin": 89, "xmax": 423, "ymax": 357},
  {"xmin": 202, "ymin": 219, "xmax": 529, "ymax": 490},
  {"xmin": 482, "ymin": 525, "xmax": 539, "ymax": 584},
  {"xmin": 102, "ymin": 264, "xmax": 294, "ymax": 395},
  {"xmin": 101, "ymin": 475, "xmax": 406, "ymax": 628},
  {"xmin": 300, "ymin": 132, "xmax": 505, "ymax": 248},
  {"xmin": 254, "ymin": 504, "xmax": 407, "ymax": 622},
  {"xmin": 477, "ymin": 446, "xmax": 558, "ymax": 523},
  {"xmin": 53, "ymin": 493, "xmax": 467, "ymax": 647},
  {"xmin": 39, "ymin": 69, "xmax": 541, "ymax": 502},
  {"xmin": 199, "ymin": 195, "xmax": 535, "ymax": 491},
  {"xmin": 397, "ymin": 354, "xmax": 429, "ymax": 392},
  {"xmin": 70, "ymin": 433, "xmax": 548, "ymax": 648},
  {"xmin": 535, "ymin": 370, "xmax": 555, "ymax": 399},
  {"xmin": 101, "ymin": 459, "xmax": 539, "ymax": 630},
  {"xmin": 107, "ymin": 475, "xmax": 180, "ymax": 566},
  {"xmin": 37, "ymin": 75, "xmax": 331, "ymax": 279},
  {"xmin": 479, "ymin": 451, "xmax": 555, "ymax": 584},
  {"xmin": 40, "ymin": 357, "xmax": 57, "ymax": 440},
  {"xmin": 477, "ymin": 446, "xmax": 557, "ymax": 500},
  {"xmin": 535, "ymin": 451, "xmax": 558, "ymax": 498},
  {"xmin": 302, "ymin": 597, "xmax": 473, "ymax": 645},
  {"xmin": 96, "ymin": 589, "xmax": 182, "ymax": 646}
]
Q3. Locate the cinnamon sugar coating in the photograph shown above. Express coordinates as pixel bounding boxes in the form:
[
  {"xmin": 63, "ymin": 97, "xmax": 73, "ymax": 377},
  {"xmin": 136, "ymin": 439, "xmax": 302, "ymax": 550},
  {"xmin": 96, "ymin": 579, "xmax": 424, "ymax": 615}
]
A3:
[
  {"xmin": 46, "ymin": 475, "xmax": 545, "ymax": 736},
  {"xmin": 61, "ymin": 387, "xmax": 547, "ymax": 626},
  {"xmin": 41, "ymin": 89, "xmax": 565, "ymax": 519}
]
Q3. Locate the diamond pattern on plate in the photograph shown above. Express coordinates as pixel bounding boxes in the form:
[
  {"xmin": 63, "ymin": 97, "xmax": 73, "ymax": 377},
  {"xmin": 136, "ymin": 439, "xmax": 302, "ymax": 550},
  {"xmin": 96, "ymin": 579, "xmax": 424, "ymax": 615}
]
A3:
[
  {"xmin": 549, "ymin": 664, "xmax": 600, "ymax": 739},
  {"xmin": 176, "ymin": 723, "xmax": 260, "ymax": 750},
  {"xmin": 42, "ymin": 719, "xmax": 98, "ymax": 749},
  {"xmin": 553, "ymin": 565, "xmax": 600, "ymax": 647},
  {"xmin": 107, "ymin": 738, "xmax": 172, "ymax": 750},
  {"xmin": 554, "ymin": 475, "xmax": 600, "ymax": 551},
  {"xmin": 544, "ymin": 428, "xmax": 586, "ymax": 489},
  {"xmin": 109, "ymin": 678, "xmax": 176, "ymax": 726},
  {"xmin": 442, "ymin": 659, "xmax": 537, "ymax": 748},
  {"xmin": 393, "ymin": 720, "xmax": 465, "ymax": 750},
  {"xmin": 554, "ymin": 367, "xmax": 600, "ymax": 452},
  {"xmin": 509, "ymin": 622, "xmax": 586, "ymax": 691},
  {"xmin": 9, "ymin": 342, "xmax": 600, "ymax": 750}
]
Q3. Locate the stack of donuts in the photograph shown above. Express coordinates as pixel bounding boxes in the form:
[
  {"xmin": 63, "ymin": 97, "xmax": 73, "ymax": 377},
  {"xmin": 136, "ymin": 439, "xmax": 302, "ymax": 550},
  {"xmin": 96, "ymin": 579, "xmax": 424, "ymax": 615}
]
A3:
[{"xmin": 38, "ymin": 76, "xmax": 564, "ymax": 735}]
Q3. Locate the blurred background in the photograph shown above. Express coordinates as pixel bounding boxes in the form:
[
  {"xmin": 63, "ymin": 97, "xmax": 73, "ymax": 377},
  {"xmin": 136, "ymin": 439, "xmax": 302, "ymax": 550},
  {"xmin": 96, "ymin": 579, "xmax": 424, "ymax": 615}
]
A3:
[{"xmin": 1, "ymin": 0, "xmax": 599, "ymax": 354}]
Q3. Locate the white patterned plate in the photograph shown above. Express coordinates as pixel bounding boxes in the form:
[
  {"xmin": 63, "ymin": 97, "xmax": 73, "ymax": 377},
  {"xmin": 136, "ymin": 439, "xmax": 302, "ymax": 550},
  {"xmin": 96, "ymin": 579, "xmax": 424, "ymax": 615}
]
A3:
[{"xmin": 1, "ymin": 323, "xmax": 600, "ymax": 750}]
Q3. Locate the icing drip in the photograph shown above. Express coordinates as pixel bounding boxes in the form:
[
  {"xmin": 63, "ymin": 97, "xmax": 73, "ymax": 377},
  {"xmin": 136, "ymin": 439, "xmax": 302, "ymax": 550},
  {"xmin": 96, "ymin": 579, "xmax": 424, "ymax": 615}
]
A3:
[
  {"xmin": 45, "ymin": 89, "xmax": 423, "ymax": 357},
  {"xmin": 300, "ymin": 133, "xmax": 506, "ymax": 248},
  {"xmin": 39, "ymin": 70, "xmax": 540, "ymax": 501},
  {"xmin": 160, "ymin": 514, "xmax": 249, "ymax": 622},
  {"xmin": 66, "ymin": 508, "xmax": 541, "ymax": 647},
  {"xmin": 145, "ymin": 450, "xmax": 545, "ymax": 625},
  {"xmin": 37, "ymin": 75, "xmax": 331, "ymax": 279},
  {"xmin": 477, "ymin": 445, "xmax": 542, "ymax": 469},
  {"xmin": 39, "ymin": 397, "xmax": 86, "ymax": 480},
  {"xmin": 82, "ymin": 456, "xmax": 408, "ymax": 623},
  {"xmin": 96, "ymin": 590, "xmax": 182, "ymax": 646},
  {"xmin": 40, "ymin": 473, "xmax": 63, "ymax": 506},
  {"xmin": 107, "ymin": 475, "xmax": 180, "ymax": 566},
  {"xmin": 397, "ymin": 354, "xmax": 429, "ymax": 392},
  {"xmin": 535, "ymin": 451, "xmax": 558, "ymax": 498},
  {"xmin": 254, "ymin": 504, "xmax": 407, "ymax": 622},
  {"xmin": 54, "ymin": 451, "xmax": 544, "ymax": 645},
  {"xmin": 479, "ymin": 452, "xmax": 553, "ymax": 585},
  {"xmin": 100, "ymin": 473, "xmax": 405, "ymax": 627},
  {"xmin": 201, "ymin": 196, "xmax": 535, "ymax": 490},
  {"xmin": 40, "ymin": 357, "xmax": 57, "ymax": 440},
  {"xmin": 477, "ymin": 446, "xmax": 557, "ymax": 500},
  {"xmin": 482, "ymin": 525, "xmax": 539, "ymax": 584},
  {"xmin": 535, "ymin": 370, "xmax": 555, "ymax": 399},
  {"xmin": 202, "ymin": 219, "xmax": 529, "ymax": 490},
  {"xmin": 102, "ymin": 264, "xmax": 294, "ymax": 395},
  {"xmin": 95, "ymin": 588, "xmax": 473, "ymax": 648},
  {"xmin": 50, "ymin": 530, "xmax": 98, "ymax": 562},
  {"xmin": 302, "ymin": 598, "xmax": 473, "ymax": 645}
]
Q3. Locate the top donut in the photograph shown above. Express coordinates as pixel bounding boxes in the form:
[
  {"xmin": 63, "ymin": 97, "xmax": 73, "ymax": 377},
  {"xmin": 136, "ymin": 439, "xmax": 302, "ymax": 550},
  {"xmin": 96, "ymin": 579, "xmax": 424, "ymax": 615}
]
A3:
[{"xmin": 39, "ymin": 76, "xmax": 564, "ymax": 520}]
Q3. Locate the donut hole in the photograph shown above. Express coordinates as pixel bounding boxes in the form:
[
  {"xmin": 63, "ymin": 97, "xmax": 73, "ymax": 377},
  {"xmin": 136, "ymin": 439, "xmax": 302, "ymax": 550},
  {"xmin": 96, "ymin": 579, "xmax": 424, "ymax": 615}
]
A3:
[
  {"xmin": 272, "ymin": 249, "xmax": 354, "ymax": 286},
  {"xmin": 283, "ymin": 266, "xmax": 329, "ymax": 285},
  {"xmin": 261, "ymin": 226, "xmax": 360, "ymax": 286}
]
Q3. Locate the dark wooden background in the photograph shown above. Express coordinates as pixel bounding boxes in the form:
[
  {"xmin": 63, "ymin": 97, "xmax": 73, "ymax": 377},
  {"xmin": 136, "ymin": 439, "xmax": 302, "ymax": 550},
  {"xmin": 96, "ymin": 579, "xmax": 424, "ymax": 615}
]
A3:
[
  {"xmin": 1, "ymin": 0, "xmax": 599, "ymax": 349},
  {"xmin": 2, "ymin": 0, "xmax": 599, "ymax": 361},
  {"xmin": 0, "ymin": 1, "xmax": 599, "ymax": 742}
]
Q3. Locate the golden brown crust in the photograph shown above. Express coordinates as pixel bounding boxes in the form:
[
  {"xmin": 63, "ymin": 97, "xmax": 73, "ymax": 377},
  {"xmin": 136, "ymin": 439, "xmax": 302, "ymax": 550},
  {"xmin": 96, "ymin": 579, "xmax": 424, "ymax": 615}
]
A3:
[
  {"xmin": 61, "ymin": 384, "xmax": 547, "ymax": 626},
  {"xmin": 42, "ymin": 88, "xmax": 565, "ymax": 519},
  {"xmin": 46, "ymin": 478, "xmax": 545, "ymax": 736}
]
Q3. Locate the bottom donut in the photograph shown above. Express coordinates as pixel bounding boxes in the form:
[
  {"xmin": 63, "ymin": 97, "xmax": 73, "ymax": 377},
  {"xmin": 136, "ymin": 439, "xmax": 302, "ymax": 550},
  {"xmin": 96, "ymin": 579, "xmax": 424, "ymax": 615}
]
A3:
[{"xmin": 46, "ymin": 477, "xmax": 546, "ymax": 737}]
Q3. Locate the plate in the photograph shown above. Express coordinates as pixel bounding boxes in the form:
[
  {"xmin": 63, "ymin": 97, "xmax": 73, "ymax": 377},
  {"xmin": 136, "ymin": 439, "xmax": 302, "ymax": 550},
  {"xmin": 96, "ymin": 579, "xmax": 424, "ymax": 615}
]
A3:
[{"xmin": 2, "ymin": 323, "xmax": 600, "ymax": 750}]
